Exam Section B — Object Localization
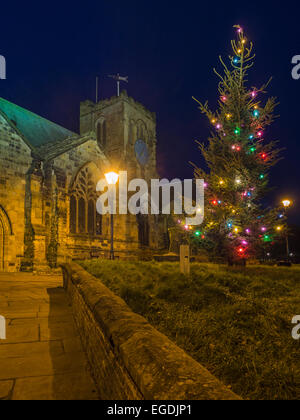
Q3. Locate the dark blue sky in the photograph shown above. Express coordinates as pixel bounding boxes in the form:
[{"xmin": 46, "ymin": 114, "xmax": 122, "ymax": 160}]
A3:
[{"xmin": 1, "ymin": 1, "xmax": 299, "ymax": 222}]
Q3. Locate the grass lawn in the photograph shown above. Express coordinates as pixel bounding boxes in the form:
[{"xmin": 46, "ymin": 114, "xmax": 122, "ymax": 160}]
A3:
[{"xmin": 79, "ymin": 260, "xmax": 300, "ymax": 400}]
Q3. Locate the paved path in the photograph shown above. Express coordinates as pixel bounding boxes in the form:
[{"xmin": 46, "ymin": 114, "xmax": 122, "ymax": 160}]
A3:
[{"xmin": 0, "ymin": 272, "xmax": 98, "ymax": 400}]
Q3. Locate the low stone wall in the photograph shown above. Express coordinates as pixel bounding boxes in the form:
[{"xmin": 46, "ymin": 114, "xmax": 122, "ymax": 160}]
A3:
[{"xmin": 61, "ymin": 262, "xmax": 241, "ymax": 400}]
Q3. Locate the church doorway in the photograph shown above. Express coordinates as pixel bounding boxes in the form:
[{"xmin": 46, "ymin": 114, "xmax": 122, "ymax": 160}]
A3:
[{"xmin": 137, "ymin": 214, "xmax": 149, "ymax": 247}]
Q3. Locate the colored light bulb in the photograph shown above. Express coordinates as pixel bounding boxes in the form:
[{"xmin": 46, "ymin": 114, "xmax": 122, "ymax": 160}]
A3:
[{"xmin": 253, "ymin": 110, "xmax": 260, "ymax": 118}]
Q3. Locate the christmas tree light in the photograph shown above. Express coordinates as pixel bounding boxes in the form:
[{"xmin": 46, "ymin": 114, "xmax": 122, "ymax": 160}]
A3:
[{"xmin": 192, "ymin": 25, "xmax": 281, "ymax": 262}]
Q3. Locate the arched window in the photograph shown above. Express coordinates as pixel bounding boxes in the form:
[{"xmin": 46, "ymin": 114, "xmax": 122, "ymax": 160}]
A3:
[
  {"xmin": 88, "ymin": 200, "xmax": 95, "ymax": 234},
  {"xmin": 96, "ymin": 212, "xmax": 102, "ymax": 235},
  {"xmin": 69, "ymin": 166, "xmax": 102, "ymax": 236},
  {"xmin": 78, "ymin": 197, "xmax": 86, "ymax": 233},
  {"xmin": 96, "ymin": 119, "xmax": 107, "ymax": 149},
  {"xmin": 70, "ymin": 196, "xmax": 77, "ymax": 234}
]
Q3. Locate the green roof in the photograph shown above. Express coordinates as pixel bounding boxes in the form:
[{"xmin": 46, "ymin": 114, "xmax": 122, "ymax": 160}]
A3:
[{"xmin": 0, "ymin": 97, "xmax": 76, "ymax": 147}]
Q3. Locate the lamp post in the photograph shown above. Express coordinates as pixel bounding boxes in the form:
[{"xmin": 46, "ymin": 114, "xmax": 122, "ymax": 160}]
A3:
[
  {"xmin": 282, "ymin": 199, "xmax": 292, "ymax": 261},
  {"xmin": 105, "ymin": 171, "xmax": 119, "ymax": 260}
]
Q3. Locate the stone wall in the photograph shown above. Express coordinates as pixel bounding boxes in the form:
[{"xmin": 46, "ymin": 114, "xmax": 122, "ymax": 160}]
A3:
[
  {"xmin": 0, "ymin": 113, "xmax": 32, "ymax": 271},
  {"xmin": 61, "ymin": 262, "xmax": 241, "ymax": 400}
]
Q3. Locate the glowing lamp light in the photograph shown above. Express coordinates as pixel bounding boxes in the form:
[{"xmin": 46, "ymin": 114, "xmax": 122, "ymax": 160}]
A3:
[
  {"xmin": 259, "ymin": 174, "xmax": 265, "ymax": 180},
  {"xmin": 242, "ymin": 39, "xmax": 246, "ymax": 44},
  {"xmin": 226, "ymin": 113, "xmax": 232, "ymax": 120},
  {"xmin": 227, "ymin": 223, "xmax": 233, "ymax": 229},
  {"xmin": 261, "ymin": 227, "xmax": 267, "ymax": 232},
  {"xmin": 221, "ymin": 96, "xmax": 227, "ymax": 102},
  {"xmin": 216, "ymin": 123, "xmax": 222, "ymax": 130},
  {"xmin": 211, "ymin": 119, "xmax": 217, "ymax": 124},
  {"xmin": 234, "ymin": 227, "xmax": 239, "ymax": 233},
  {"xmin": 235, "ymin": 178, "xmax": 241, "ymax": 185},
  {"xmin": 276, "ymin": 226, "xmax": 282, "ymax": 231},
  {"xmin": 237, "ymin": 27, "xmax": 243, "ymax": 34},
  {"xmin": 242, "ymin": 240, "xmax": 248, "ymax": 246},
  {"xmin": 236, "ymin": 146, "xmax": 241, "ymax": 152},
  {"xmin": 251, "ymin": 91, "xmax": 257, "ymax": 98},
  {"xmin": 250, "ymin": 146, "xmax": 256, "ymax": 153},
  {"xmin": 257, "ymin": 131, "xmax": 263, "ymax": 138},
  {"xmin": 201, "ymin": 235, "xmax": 205, "ymax": 239},
  {"xmin": 233, "ymin": 56, "xmax": 240, "ymax": 64},
  {"xmin": 234, "ymin": 127, "xmax": 240, "ymax": 135},
  {"xmin": 245, "ymin": 229, "xmax": 251, "ymax": 234},
  {"xmin": 282, "ymin": 199, "xmax": 292, "ymax": 208},
  {"xmin": 253, "ymin": 109, "xmax": 260, "ymax": 118},
  {"xmin": 184, "ymin": 225, "xmax": 189, "ymax": 231},
  {"xmin": 219, "ymin": 180, "xmax": 225, "ymax": 185},
  {"xmin": 105, "ymin": 171, "xmax": 119, "ymax": 185},
  {"xmin": 232, "ymin": 145, "xmax": 236, "ymax": 150},
  {"xmin": 178, "ymin": 220, "xmax": 182, "ymax": 224},
  {"xmin": 212, "ymin": 200, "xmax": 218, "ymax": 206},
  {"xmin": 249, "ymin": 135, "xmax": 254, "ymax": 140},
  {"xmin": 261, "ymin": 153, "xmax": 268, "ymax": 161},
  {"xmin": 204, "ymin": 182, "xmax": 208, "ymax": 188}
]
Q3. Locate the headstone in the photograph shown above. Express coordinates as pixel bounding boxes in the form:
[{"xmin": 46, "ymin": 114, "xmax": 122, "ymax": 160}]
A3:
[{"xmin": 180, "ymin": 245, "xmax": 190, "ymax": 275}]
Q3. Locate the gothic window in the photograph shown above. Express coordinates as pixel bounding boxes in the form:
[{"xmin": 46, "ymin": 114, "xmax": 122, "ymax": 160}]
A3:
[
  {"xmin": 96, "ymin": 212, "xmax": 102, "ymax": 235},
  {"xmin": 96, "ymin": 119, "xmax": 107, "ymax": 149},
  {"xmin": 88, "ymin": 200, "xmax": 95, "ymax": 234},
  {"xmin": 70, "ymin": 196, "xmax": 77, "ymax": 234},
  {"xmin": 78, "ymin": 197, "xmax": 86, "ymax": 233},
  {"xmin": 69, "ymin": 166, "xmax": 101, "ymax": 236}
]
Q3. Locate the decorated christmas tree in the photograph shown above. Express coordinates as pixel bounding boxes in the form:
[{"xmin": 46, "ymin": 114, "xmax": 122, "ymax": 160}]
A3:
[{"xmin": 191, "ymin": 25, "xmax": 284, "ymax": 263}]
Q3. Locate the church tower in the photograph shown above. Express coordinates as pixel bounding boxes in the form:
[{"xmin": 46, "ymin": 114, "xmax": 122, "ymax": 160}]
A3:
[
  {"xmin": 79, "ymin": 91, "xmax": 162, "ymax": 254},
  {"xmin": 80, "ymin": 90, "xmax": 158, "ymax": 181}
]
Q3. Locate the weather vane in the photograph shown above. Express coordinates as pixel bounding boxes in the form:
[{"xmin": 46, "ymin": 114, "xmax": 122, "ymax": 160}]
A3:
[{"xmin": 108, "ymin": 73, "xmax": 128, "ymax": 97}]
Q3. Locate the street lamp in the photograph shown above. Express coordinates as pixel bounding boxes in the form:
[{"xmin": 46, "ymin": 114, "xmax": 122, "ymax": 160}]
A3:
[
  {"xmin": 105, "ymin": 171, "xmax": 119, "ymax": 260},
  {"xmin": 282, "ymin": 199, "xmax": 293, "ymax": 261}
]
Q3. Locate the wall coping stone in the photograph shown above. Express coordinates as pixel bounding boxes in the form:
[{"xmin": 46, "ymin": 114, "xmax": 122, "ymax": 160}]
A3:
[{"xmin": 61, "ymin": 262, "xmax": 241, "ymax": 400}]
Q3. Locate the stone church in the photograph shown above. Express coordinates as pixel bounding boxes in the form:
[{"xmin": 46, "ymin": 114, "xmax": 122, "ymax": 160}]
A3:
[{"xmin": 0, "ymin": 91, "xmax": 168, "ymax": 272}]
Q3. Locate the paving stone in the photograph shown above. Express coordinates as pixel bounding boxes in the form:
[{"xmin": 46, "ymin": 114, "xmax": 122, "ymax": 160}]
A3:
[
  {"xmin": 0, "ymin": 325, "xmax": 39, "ymax": 345},
  {"xmin": 0, "ymin": 380, "xmax": 14, "ymax": 400},
  {"xmin": 12, "ymin": 372, "xmax": 98, "ymax": 400},
  {"xmin": 0, "ymin": 272, "xmax": 98, "ymax": 400},
  {"xmin": 0, "ymin": 341, "xmax": 64, "ymax": 359},
  {"xmin": 0, "ymin": 350, "xmax": 87, "ymax": 380}
]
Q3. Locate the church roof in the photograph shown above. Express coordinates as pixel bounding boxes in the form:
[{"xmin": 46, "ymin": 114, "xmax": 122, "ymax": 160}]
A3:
[{"xmin": 0, "ymin": 97, "xmax": 76, "ymax": 148}]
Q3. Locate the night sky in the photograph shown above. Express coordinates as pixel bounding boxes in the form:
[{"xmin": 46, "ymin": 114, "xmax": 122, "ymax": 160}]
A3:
[{"xmin": 1, "ymin": 1, "xmax": 299, "ymax": 223}]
